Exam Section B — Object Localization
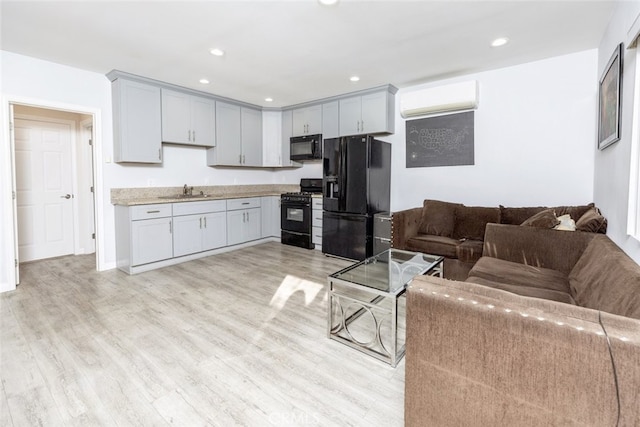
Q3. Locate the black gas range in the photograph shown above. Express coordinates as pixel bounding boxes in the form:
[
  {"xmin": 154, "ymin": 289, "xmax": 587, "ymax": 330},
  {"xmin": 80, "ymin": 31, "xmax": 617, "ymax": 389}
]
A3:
[{"xmin": 281, "ymin": 179, "xmax": 322, "ymax": 249}]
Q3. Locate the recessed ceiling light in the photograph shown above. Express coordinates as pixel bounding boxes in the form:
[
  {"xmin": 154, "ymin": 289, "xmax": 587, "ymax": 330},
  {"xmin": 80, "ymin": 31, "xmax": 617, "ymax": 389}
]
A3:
[
  {"xmin": 491, "ymin": 37, "xmax": 509, "ymax": 47},
  {"xmin": 210, "ymin": 48, "xmax": 225, "ymax": 57},
  {"xmin": 350, "ymin": 76, "xmax": 360, "ymax": 82},
  {"xmin": 265, "ymin": 97, "xmax": 273, "ymax": 102},
  {"xmin": 199, "ymin": 78, "xmax": 210, "ymax": 84},
  {"xmin": 318, "ymin": 0, "xmax": 338, "ymax": 5}
]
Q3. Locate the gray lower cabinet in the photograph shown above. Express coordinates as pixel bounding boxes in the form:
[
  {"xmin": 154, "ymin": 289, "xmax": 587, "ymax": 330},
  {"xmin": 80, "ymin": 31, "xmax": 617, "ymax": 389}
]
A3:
[
  {"xmin": 172, "ymin": 200, "xmax": 227, "ymax": 257},
  {"xmin": 227, "ymin": 197, "xmax": 262, "ymax": 245},
  {"xmin": 116, "ymin": 204, "xmax": 173, "ymax": 273},
  {"xmin": 261, "ymin": 196, "xmax": 280, "ymax": 238},
  {"xmin": 312, "ymin": 197, "xmax": 323, "ymax": 250}
]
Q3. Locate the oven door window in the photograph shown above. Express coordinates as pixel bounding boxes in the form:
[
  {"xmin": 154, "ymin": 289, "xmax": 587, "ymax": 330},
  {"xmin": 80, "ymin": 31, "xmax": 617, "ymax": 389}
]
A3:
[{"xmin": 286, "ymin": 208, "xmax": 305, "ymax": 222}]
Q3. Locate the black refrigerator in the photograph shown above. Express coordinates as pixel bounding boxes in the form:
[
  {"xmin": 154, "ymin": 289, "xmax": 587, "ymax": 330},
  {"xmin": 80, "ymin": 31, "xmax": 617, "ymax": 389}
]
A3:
[{"xmin": 322, "ymin": 135, "xmax": 391, "ymax": 260}]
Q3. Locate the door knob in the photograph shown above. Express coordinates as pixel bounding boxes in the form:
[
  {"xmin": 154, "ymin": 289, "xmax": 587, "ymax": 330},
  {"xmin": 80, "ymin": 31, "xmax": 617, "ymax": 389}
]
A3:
[{"xmin": 61, "ymin": 194, "xmax": 71, "ymax": 199}]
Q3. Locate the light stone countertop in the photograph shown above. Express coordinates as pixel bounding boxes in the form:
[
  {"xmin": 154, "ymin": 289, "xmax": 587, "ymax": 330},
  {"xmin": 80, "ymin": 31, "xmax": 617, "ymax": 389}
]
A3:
[{"xmin": 111, "ymin": 184, "xmax": 300, "ymax": 206}]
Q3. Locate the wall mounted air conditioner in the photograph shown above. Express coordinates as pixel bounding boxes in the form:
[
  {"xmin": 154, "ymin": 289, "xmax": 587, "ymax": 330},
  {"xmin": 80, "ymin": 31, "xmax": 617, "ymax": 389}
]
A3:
[{"xmin": 400, "ymin": 80, "xmax": 479, "ymax": 118}]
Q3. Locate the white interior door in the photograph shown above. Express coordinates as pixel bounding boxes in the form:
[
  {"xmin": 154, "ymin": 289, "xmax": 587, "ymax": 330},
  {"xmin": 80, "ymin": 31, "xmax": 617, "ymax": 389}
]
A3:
[{"xmin": 14, "ymin": 117, "xmax": 75, "ymax": 262}]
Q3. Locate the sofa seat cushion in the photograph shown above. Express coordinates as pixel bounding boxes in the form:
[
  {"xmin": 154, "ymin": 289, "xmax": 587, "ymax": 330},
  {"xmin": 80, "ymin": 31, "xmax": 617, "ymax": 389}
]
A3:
[
  {"xmin": 456, "ymin": 239, "xmax": 484, "ymax": 263},
  {"xmin": 465, "ymin": 276, "xmax": 576, "ymax": 304},
  {"xmin": 406, "ymin": 234, "xmax": 459, "ymax": 258},
  {"xmin": 469, "ymin": 257, "xmax": 571, "ymax": 294}
]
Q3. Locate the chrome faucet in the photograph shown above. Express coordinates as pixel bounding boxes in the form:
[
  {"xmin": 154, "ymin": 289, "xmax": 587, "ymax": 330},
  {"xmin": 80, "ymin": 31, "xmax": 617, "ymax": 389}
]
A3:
[{"xmin": 183, "ymin": 184, "xmax": 193, "ymax": 196}]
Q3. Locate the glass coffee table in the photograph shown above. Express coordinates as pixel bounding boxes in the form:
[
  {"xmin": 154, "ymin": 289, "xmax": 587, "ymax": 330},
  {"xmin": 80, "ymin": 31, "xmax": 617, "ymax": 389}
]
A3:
[{"xmin": 327, "ymin": 249, "xmax": 444, "ymax": 367}]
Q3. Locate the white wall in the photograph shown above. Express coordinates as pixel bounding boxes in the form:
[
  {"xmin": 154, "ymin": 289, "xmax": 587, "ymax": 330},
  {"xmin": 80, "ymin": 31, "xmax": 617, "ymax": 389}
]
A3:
[
  {"xmin": 594, "ymin": 1, "xmax": 640, "ymax": 264},
  {"xmin": 387, "ymin": 50, "xmax": 598, "ymax": 212},
  {"xmin": 0, "ymin": 50, "xmax": 320, "ymax": 292}
]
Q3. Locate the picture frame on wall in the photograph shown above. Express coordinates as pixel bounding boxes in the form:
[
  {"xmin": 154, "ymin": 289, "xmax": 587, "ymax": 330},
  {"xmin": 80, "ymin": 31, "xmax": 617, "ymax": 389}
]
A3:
[{"xmin": 598, "ymin": 42, "xmax": 623, "ymax": 150}]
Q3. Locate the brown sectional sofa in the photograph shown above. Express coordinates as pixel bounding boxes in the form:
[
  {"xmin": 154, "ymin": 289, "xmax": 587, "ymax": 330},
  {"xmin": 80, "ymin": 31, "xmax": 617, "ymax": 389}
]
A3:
[
  {"xmin": 392, "ymin": 199, "xmax": 603, "ymax": 280},
  {"xmin": 405, "ymin": 222, "xmax": 640, "ymax": 426}
]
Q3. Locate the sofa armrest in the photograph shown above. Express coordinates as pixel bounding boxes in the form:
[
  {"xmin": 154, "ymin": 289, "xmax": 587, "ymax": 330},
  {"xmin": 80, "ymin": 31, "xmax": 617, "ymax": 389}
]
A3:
[
  {"xmin": 405, "ymin": 275, "xmax": 618, "ymax": 426},
  {"xmin": 600, "ymin": 312, "xmax": 640, "ymax": 426},
  {"xmin": 391, "ymin": 207, "xmax": 422, "ymax": 249},
  {"xmin": 482, "ymin": 223, "xmax": 596, "ymax": 275}
]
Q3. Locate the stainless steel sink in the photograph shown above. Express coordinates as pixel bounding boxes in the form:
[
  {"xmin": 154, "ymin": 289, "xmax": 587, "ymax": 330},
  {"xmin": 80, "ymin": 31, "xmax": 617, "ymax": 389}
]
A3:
[{"xmin": 159, "ymin": 194, "xmax": 211, "ymax": 200}]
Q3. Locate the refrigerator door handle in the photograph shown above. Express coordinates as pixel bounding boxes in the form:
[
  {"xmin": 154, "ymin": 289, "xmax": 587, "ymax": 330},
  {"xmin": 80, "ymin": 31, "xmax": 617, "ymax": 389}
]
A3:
[{"xmin": 339, "ymin": 138, "xmax": 347, "ymax": 211}]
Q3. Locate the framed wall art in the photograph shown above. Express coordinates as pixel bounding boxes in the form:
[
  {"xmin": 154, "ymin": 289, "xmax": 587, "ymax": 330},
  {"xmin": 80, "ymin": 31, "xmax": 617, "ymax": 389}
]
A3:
[{"xmin": 598, "ymin": 42, "xmax": 623, "ymax": 150}]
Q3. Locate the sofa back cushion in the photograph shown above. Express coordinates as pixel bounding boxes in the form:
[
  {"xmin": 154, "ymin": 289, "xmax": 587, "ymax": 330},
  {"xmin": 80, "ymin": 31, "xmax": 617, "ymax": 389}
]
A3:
[
  {"xmin": 500, "ymin": 203, "xmax": 595, "ymax": 225},
  {"xmin": 576, "ymin": 207, "xmax": 608, "ymax": 234},
  {"xmin": 453, "ymin": 206, "xmax": 501, "ymax": 240},
  {"xmin": 569, "ymin": 235, "xmax": 640, "ymax": 320},
  {"xmin": 500, "ymin": 206, "xmax": 546, "ymax": 225},
  {"xmin": 418, "ymin": 200, "xmax": 462, "ymax": 237}
]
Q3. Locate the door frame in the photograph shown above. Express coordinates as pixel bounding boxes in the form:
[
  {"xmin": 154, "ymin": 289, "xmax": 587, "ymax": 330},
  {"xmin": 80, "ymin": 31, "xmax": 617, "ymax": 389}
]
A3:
[
  {"xmin": 1, "ymin": 95, "xmax": 104, "ymax": 291},
  {"xmin": 14, "ymin": 113, "xmax": 80, "ymax": 261}
]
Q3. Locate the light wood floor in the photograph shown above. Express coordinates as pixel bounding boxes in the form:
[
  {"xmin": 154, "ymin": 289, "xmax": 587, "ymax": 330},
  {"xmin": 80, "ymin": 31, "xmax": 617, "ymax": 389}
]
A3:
[{"xmin": 0, "ymin": 242, "xmax": 405, "ymax": 426}]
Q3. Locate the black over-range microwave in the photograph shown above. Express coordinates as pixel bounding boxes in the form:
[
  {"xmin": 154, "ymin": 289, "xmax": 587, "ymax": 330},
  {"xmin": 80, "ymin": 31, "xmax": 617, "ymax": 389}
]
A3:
[{"xmin": 290, "ymin": 134, "xmax": 322, "ymax": 161}]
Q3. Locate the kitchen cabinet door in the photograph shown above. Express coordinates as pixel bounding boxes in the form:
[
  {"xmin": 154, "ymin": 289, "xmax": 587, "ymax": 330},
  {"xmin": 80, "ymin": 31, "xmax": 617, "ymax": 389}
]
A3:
[
  {"xmin": 339, "ymin": 96, "xmax": 362, "ymax": 136},
  {"xmin": 241, "ymin": 107, "xmax": 263, "ymax": 166},
  {"xmin": 322, "ymin": 101, "xmax": 339, "ymax": 139},
  {"xmin": 161, "ymin": 89, "xmax": 191, "ymax": 144},
  {"xmin": 207, "ymin": 102, "xmax": 241, "ymax": 166},
  {"xmin": 163, "ymin": 90, "xmax": 215, "ymax": 147},
  {"xmin": 292, "ymin": 105, "xmax": 322, "ymax": 136},
  {"xmin": 261, "ymin": 196, "xmax": 280, "ymax": 238},
  {"xmin": 227, "ymin": 208, "xmax": 261, "ymax": 245},
  {"xmin": 172, "ymin": 214, "xmax": 203, "ymax": 257},
  {"xmin": 131, "ymin": 217, "xmax": 173, "ymax": 265},
  {"xmin": 361, "ymin": 91, "xmax": 390, "ymax": 135},
  {"xmin": 191, "ymin": 96, "xmax": 215, "ymax": 147},
  {"xmin": 244, "ymin": 208, "xmax": 262, "ymax": 242},
  {"xmin": 226, "ymin": 209, "xmax": 246, "ymax": 246},
  {"xmin": 112, "ymin": 79, "xmax": 162, "ymax": 163},
  {"xmin": 202, "ymin": 211, "xmax": 227, "ymax": 251}
]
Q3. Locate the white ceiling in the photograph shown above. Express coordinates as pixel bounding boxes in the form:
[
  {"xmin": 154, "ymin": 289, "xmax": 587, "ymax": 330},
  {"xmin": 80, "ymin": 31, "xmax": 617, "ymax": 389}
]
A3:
[{"xmin": 0, "ymin": 0, "xmax": 617, "ymax": 108}]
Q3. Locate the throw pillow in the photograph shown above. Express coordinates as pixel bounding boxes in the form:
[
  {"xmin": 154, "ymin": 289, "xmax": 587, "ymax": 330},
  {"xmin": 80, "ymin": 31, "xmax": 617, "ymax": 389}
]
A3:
[
  {"xmin": 521, "ymin": 209, "xmax": 560, "ymax": 229},
  {"xmin": 418, "ymin": 200, "xmax": 461, "ymax": 237},
  {"xmin": 576, "ymin": 207, "xmax": 608, "ymax": 233},
  {"xmin": 554, "ymin": 214, "xmax": 576, "ymax": 231}
]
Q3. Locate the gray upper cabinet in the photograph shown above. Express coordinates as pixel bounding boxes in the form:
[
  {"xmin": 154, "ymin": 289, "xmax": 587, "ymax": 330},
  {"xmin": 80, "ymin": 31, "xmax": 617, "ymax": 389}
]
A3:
[
  {"xmin": 161, "ymin": 89, "xmax": 215, "ymax": 147},
  {"xmin": 112, "ymin": 78, "xmax": 162, "ymax": 163},
  {"xmin": 241, "ymin": 107, "xmax": 263, "ymax": 166},
  {"xmin": 207, "ymin": 103, "xmax": 262, "ymax": 166},
  {"xmin": 339, "ymin": 90, "xmax": 395, "ymax": 137},
  {"xmin": 322, "ymin": 101, "xmax": 339, "ymax": 139},
  {"xmin": 292, "ymin": 105, "xmax": 322, "ymax": 136}
]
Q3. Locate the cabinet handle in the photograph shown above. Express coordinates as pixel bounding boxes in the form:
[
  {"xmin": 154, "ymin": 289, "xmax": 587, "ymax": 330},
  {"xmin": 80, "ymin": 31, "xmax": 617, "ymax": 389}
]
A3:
[
  {"xmin": 246, "ymin": 212, "xmax": 250, "ymax": 221},
  {"xmin": 361, "ymin": 120, "xmax": 364, "ymax": 131},
  {"xmin": 242, "ymin": 202, "xmax": 250, "ymax": 205},
  {"xmin": 158, "ymin": 148, "xmax": 162, "ymax": 160},
  {"xmin": 199, "ymin": 217, "xmax": 202, "ymax": 229},
  {"xmin": 188, "ymin": 130, "xmax": 191, "ymax": 141},
  {"xmin": 147, "ymin": 210, "xmax": 160, "ymax": 214},
  {"xmin": 239, "ymin": 154, "xmax": 242, "ymax": 164},
  {"xmin": 242, "ymin": 154, "xmax": 246, "ymax": 164},
  {"xmin": 203, "ymin": 216, "xmax": 207, "ymax": 228},
  {"xmin": 169, "ymin": 220, "xmax": 172, "ymax": 234},
  {"xmin": 192, "ymin": 130, "xmax": 196, "ymax": 142}
]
